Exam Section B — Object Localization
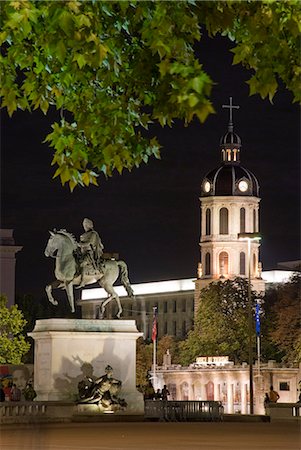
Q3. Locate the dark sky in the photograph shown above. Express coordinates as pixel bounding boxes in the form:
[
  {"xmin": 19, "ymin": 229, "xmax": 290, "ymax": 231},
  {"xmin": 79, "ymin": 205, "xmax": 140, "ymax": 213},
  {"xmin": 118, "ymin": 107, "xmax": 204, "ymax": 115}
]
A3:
[{"xmin": 1, "ymin": 35, "xmax": 300, "ymax": 299}]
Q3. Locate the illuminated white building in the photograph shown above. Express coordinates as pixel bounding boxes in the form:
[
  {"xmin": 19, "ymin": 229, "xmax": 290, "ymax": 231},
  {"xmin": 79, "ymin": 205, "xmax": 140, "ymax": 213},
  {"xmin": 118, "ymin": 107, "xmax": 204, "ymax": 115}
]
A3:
[
  {"xmin": 156, "ymin": 353, "xmax": 300, "ymax": 415},
  {"xmin": 194, "ymin": 98, "xmax": 265, "ymax": 313},
  {"xmin": 79, "ymin": 270, "xmax": 292, "ymax": 340},
  {"xmin": 79, "ymin": 278, "xmax": 195, "ymax": 340}
]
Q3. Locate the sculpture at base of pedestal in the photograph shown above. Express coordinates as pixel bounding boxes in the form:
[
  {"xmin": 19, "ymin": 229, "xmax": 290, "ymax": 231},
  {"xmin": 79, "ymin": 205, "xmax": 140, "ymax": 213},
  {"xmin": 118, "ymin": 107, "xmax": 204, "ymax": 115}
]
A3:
[{"xmin": 77, "ymin": 365, "xmax": 127, "ymax": 413}]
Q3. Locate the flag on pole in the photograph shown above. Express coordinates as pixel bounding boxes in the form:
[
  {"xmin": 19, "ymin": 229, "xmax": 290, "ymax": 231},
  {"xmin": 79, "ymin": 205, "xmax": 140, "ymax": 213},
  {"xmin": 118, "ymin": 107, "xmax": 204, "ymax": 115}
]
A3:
[
  {"xmin": 255, "ymin": 301, "xmax": 261, "ymax": 336},
  {"xmin": 152, "ymin": 306, "xmax": 158, "ymax": 342}
]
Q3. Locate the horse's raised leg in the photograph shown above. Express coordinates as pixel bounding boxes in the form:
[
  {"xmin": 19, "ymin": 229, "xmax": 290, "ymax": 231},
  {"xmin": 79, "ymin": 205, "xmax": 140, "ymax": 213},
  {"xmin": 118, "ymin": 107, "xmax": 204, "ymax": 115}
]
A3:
[
  {"xmin": 65, "ymin": 281, "xmax": 75, "ymax": 313},
  {"xmin": 45, "ymin": 280, "xmax": 61, "ymax": 306}
]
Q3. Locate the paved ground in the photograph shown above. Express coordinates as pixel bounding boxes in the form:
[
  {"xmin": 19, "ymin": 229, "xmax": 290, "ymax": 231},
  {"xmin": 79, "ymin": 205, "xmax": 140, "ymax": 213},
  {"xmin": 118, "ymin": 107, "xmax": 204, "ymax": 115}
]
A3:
[{"xmin": 0, "ymin": 421, "xmax": 300, "ymax": 450}]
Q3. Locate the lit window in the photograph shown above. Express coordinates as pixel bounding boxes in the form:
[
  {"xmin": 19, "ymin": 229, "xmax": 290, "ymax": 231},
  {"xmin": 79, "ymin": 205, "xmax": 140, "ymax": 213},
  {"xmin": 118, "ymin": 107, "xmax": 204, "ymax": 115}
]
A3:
[
  {"xmin": 253, "ymin": 209, "xmax": 257, "ymax": 232},
  {"xmin": 164, "ymin": 321, "xmax": 168, "ymax": 335},
  {"xmin": 279, "ymin": 382, "xmax": 290, "ymax": 391},
  {"xmin": 205, "ymin": 252, "xmax": 211, "ymax": 275},
  {"xmin": 240, "ymin": 208, "xmax": 245, "ymax": 233},
  {"xmin": 182, "ymin": 320, "xmax": 186, "ymax": 337},
  {"xmin": 219, "ymin": 252, "xmax": 229, "ymax": 276},
  {"xmin": 182, "ymin": 300, "xmax": 186, "ymax": 312},
  {"xmin": 173, "ymin": 321, "xmax": 177, "ymax": 336},
  {"xmin": 206, "ymin": 208, "xmax": 211, "ymax": 235},
  {"xmin": 253, "ymin": 254, "xmax": 257, "ymax": 277},
  {"xmin": 240, "ymin": 252, "xmax": 246, "ymax": 275},
  {"xmin": 219, "ymin": 208, "xmax": 229, "ymax": 234}
]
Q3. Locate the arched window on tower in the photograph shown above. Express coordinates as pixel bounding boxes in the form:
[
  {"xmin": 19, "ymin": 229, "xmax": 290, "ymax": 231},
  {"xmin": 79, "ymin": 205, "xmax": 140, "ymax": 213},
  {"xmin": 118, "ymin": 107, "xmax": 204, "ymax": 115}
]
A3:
[
  {"xmin": 240, "ymin": 208, "xmax": 246, "ymax": 233},
  {"xmin": 219, "ymin": 252, "xmax": 229, "ymax": 277},
  {"xmin": 205, "ymin": 252, "xmax": 211, "ymax": 275},
  {"xmin": 219, "ymin": 208, "xmax": 229, "ymax": 234},
  {"xmin": 240, "ymin": 252, "xmax": 246, "ymax": 275},
  {"xmin": 253, "ymin": 253, "xmax": 257, "ymax": 277},
  {"xmin": 205, "ymin": 208, "xmax": 211, "ymax": 235},
  {"xmin": 253, "ymin": 209, "xmax": 257, "ymax": 232}
]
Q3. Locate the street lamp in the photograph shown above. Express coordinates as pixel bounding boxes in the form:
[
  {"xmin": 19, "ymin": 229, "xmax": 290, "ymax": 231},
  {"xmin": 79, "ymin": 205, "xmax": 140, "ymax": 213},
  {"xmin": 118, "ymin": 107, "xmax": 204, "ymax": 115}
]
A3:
[{"xmin": 238, "ymin": 232, "xmax": 261, "ymax": 414}]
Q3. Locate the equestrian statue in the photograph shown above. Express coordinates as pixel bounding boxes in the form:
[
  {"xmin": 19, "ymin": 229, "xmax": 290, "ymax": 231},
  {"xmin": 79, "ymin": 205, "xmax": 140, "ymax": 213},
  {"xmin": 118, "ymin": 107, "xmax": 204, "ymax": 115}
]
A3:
[{"xmin": 44, "ymin": 218, "xmax": 134, "ymax": 318}]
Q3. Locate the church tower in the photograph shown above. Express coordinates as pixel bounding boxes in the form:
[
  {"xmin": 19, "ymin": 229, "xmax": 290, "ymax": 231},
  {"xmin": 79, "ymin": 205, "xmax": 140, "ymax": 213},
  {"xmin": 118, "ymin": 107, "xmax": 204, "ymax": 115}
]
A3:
[{"xmin": 194, "ymin": 98, "xmax": 265, "ymax": 314}]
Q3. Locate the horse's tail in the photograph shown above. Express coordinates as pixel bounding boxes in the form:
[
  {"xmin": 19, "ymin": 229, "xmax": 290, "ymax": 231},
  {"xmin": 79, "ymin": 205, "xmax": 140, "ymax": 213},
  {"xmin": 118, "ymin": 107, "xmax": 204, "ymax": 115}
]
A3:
[{"xmin": 117, "ymin": 260, "xmax": 134, "ymax": 298}]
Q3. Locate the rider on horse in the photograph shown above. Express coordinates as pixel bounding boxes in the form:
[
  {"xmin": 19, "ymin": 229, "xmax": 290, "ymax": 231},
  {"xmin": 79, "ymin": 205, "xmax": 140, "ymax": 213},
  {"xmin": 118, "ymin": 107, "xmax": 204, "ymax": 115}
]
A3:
[{"xmin": 77, "ymin": 218, "xmax": 104, "ymax": 288}]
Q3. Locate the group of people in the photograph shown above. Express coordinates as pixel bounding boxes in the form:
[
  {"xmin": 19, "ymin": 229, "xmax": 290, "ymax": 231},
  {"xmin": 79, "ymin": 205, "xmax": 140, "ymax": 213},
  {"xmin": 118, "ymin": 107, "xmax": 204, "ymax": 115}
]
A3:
[
  {"xmin": 154, "ymin": 385, "xmax": 170, "ymax": 401},
  {"xmin": 0, "ymin": 376, "xmax": 36, "ymax": 402},
  {"xmin": 0, "ymin": 383, "xmax": 21, "ymax": 402},
  {"xmin": 264, "ymin": 385, "xmax": 280, "ymax": 411}
]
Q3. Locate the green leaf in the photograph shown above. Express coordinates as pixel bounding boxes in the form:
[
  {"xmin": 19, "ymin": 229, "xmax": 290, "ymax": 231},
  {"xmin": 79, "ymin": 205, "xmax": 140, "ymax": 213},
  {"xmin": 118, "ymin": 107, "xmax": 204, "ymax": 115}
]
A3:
[
  {"xmin": 82, "ymin": 172, "xmax": 90, "ymax": 186},
  {"xmin": 194, "ymin": 101, "xmax": 214, "ymax": 123},
  {"xmin": 74, "ymin": 53, "xmax": 86, "ymax": 69},
  {"xmin": 59, "ymin": 10, "xmax": 74, "ymax": 36},
  {"xmin": 188, "ymin": 94, "xmax": 199, "ymax": 108},
  {"xmin": 60, "ymin": 166, "xmax": 71, "ymax": 185},
  {"xmin": 191, "ymin": 77, "xmax": 204, "ymax": 94},
  {"xmin": 56, "ymin": 40, "xmax": 66, "ymax": 64},
  {"xmin": 40, "ymin": 98, "xmax": 49, "ymax": 114}
]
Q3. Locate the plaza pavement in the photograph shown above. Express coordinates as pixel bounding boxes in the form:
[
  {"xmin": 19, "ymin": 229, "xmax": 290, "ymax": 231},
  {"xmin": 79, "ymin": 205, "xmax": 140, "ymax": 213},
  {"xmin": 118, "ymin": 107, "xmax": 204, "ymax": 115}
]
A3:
[{"xmin": 0, "ymin": 421, "xmax": 300, "ymax": 450}]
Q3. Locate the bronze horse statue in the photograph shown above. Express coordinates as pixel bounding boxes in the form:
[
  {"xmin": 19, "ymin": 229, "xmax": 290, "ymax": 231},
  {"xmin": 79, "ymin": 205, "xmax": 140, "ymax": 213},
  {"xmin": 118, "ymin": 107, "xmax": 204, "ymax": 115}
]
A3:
[{"xmin": 44, "ymin": 229, "xmax": 134, "ymax": 318}]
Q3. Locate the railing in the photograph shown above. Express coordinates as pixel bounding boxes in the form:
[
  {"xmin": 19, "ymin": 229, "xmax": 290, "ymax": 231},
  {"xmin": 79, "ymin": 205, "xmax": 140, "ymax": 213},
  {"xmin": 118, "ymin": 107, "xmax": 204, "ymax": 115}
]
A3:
[
  {"xmin": 267, "ymin": 403, "xmax": 301, "ymax": 421},
  {"xmin": 145, "ymin": 400, "xmax": 224, "ymax": 422},
  {"xmin": 0, "ymin": 401, "xmax": 47, "ymax": 423},
  {"xmin": 0, "ymin": 401, "xmax": 75, "ymax": 424}
]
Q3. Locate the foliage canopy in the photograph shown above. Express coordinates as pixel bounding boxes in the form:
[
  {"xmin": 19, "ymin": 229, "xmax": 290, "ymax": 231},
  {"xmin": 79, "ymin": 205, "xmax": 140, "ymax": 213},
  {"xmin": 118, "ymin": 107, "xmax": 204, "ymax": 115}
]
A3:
[
  {"xmin": 0, "ymin": 295, "xmax": 30, "ymax": 364},
  {"xmin": 178, "ymin": 278, "xmax": 260, "ymax": 365},
  {"xmin": 268, "ymin": 273, "xmax": 301, "ymax": 364},
  {"xmin": 1, "ymin": 1, "xmax": 300, "ymax": 189},
  {"xmin": 136, "ymin": 335, "xmax": 179, "ymax": 392}
]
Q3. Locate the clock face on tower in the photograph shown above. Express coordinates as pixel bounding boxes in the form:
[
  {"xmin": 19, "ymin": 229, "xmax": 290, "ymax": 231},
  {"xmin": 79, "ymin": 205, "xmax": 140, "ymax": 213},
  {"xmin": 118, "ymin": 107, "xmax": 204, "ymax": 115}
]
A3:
[
  {"xmin": 238, "ymin": 180, "xmax": 248, "ymax": 192},
  {"xmin": 203, "ymin": 181, "xmax": 211, "ymax": 193}
]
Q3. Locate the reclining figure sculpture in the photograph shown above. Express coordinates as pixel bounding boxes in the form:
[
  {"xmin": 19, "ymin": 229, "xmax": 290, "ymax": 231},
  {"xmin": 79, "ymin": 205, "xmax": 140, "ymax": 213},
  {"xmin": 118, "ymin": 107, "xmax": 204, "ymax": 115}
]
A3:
[{"xmin": 77, "ymin": 365, "xmax": 127, "ymax": 412}]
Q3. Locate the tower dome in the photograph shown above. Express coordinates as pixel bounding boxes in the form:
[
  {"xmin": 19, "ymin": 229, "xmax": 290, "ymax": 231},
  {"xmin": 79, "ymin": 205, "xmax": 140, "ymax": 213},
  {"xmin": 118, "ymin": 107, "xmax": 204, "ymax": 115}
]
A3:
[
  {"xmin": 201, "ymin": 97, "xmax": 259, "ymax": 198},
  {"xmin": 201, "ymin": 165, "xmax": 259, "ymax": 197}
]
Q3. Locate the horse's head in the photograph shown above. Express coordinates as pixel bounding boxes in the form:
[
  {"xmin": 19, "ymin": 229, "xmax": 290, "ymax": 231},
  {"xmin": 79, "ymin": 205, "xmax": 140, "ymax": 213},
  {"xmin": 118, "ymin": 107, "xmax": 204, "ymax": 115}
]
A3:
[
  {"xmin": 45, "ymin": 229, "xmax": 77, "ymax": 258},
  {"xmin": 45, "ymin": 230, "xmax": 60, "ymax": 258}
]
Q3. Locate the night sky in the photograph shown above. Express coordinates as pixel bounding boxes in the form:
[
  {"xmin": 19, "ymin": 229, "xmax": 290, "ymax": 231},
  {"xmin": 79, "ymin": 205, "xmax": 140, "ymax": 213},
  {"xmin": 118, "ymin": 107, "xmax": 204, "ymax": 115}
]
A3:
[{"xmin": 1, "ymin": 35, "xmax": 300, "ymax": 300}]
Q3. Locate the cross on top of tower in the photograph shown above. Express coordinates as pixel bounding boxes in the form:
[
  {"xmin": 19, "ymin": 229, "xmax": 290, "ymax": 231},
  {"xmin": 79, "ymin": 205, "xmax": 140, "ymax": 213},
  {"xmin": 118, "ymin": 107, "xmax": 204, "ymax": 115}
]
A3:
[{"xmin": 222, "ymin": 97, "xmax": 239, "ymax": 131}]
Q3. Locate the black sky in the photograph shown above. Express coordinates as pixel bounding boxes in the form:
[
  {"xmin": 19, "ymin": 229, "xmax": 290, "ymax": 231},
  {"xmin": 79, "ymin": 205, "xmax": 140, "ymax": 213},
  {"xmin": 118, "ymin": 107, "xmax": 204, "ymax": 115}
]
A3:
[{"xmin": 1, "ymin": 35, "xmax": 300, "ymax": 299}]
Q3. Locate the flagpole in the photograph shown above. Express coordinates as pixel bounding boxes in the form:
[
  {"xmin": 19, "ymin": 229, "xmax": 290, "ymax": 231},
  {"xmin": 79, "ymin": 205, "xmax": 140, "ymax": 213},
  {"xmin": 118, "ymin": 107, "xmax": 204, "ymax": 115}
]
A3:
[
  {"xmin": 255, "ymin": 299, "xmax": 261, "ymax": 377},
  {"xmin": 257, "ymin": 334, "xmax": 260, "ymax": 377},
  {"xmin": 152, "ymin": 306, "xmax": 158, "ymax": 390},
  {"xmin": 153, "ymin": 332, "xmax": 156, "ymax": 390}
]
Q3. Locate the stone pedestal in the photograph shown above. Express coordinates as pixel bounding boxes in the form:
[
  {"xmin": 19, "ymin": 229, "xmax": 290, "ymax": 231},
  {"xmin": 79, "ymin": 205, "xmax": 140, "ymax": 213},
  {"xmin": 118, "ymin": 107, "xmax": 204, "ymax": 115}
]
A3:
[{"xmin": 28, "ymin": 319, "xmax": 144, "ymax": 415}]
